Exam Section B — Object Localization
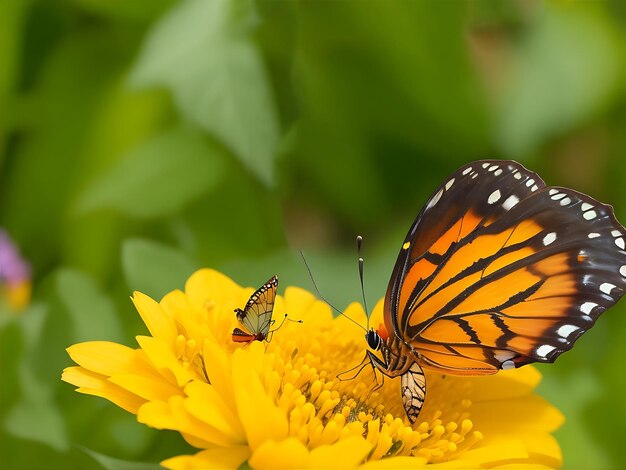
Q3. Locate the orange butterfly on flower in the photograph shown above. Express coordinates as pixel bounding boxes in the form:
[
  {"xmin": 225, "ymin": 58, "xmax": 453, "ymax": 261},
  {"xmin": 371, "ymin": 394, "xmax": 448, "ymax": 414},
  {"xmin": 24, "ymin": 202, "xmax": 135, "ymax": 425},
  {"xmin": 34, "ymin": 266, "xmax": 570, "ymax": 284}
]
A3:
[
  {"xmin": 356, "ymin": 160, "xmax": 626, "ymax": 423},
  {"xmin": 232, "ymin": 275, "xmax": 301, "ymax": 344}
]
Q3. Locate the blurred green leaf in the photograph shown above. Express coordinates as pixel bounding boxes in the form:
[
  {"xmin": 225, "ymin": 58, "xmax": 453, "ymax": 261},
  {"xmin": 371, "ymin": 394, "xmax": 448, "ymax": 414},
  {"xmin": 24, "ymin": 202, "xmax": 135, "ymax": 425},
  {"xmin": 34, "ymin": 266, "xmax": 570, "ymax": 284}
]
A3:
[
  {"xmin": 3, "ymin": 306, "xmax": 69, "ymax": 452},
  {"xmin": 2, "ymin": 26, "xmax": 141, "ymax": 272},
  {"xmin": 536, "ymin": 368, "xmax": 610, "ymax": 469},
  {"xmin": 76, "ymin": 126, "xmax": 225, "ymax": 219},
  {"xmin": 71, "ymin": 0, "xmax": 175, "ymax": 23},
  {"xmin": 4, "ymin": 385, "xmax": 68, "ymax": 452},
  {"xmin": 131, "ymin": 0, "xmax": 279, "ymax": 186},
  {"xmin": 80, "ymin": 447, "xmax": 160, "ymax": 470},
  {"xmin": 288, "ymin": 0, "xmax": 491, "ymax": 228},
  {"xmin": 496, "ymin": 3, "xmax": 622, "ymax": 157},
  {"xmin": 55, "ymin": 269, "xmax": 124, "ymax": 343},
  {"xmin": 0, "ymin": 316, "xmax": 25, "ymax": 414},
  {"xmin": 0, "ymin": 0, "xmax": 30, "ymax": 160},
  {"xmin": 122, "ymin": 238, "xmax": 197, "ymax": 299}
]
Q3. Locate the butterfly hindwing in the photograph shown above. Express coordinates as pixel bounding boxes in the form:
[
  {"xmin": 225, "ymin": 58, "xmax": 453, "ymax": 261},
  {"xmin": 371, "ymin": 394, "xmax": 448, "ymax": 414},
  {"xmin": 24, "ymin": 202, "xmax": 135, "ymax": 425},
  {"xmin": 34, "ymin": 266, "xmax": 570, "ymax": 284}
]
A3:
[
  {"xmin": 401, "ymin": 362, "xmax": 426, "ymax": 423},
  {"xmin": 386, "ymin": 160, "xmax": 626, "ymax": 375}
]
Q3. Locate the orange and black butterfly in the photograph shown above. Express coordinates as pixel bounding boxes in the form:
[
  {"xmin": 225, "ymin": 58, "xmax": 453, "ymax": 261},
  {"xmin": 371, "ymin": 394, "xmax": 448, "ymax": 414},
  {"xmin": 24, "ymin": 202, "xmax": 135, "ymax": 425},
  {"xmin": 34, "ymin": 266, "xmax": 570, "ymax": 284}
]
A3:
[
  {"xmin": 232, "ymin": 275, "xmax": 290, "ymax": 344},
  {"xmin": 364, "ymin": 160, "xmax": 626, "ymax": 423}
]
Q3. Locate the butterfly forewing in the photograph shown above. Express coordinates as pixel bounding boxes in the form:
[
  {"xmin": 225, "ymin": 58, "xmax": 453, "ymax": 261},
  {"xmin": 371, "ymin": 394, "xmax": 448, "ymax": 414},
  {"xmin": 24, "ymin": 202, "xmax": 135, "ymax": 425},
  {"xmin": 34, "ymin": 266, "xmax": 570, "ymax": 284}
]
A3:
[
  {"xmin": 385, "ymin": 161, "xmax": 547, "ymax": 339},
  {"xmin": 387, "ymin": 161, "xmax": 626, "ymax": 374},
  {"xmin": 237, "ymin": 275, "xmax": 278, "ymax": 339}
]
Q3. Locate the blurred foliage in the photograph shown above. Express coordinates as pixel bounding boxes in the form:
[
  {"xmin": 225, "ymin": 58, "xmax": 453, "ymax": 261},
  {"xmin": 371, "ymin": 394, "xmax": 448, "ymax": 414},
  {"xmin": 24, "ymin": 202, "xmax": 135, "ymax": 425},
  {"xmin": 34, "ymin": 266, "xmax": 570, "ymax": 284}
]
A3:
[{"xmin": 1, "ymin": 0, "xmax": 625, "ymax": 468}]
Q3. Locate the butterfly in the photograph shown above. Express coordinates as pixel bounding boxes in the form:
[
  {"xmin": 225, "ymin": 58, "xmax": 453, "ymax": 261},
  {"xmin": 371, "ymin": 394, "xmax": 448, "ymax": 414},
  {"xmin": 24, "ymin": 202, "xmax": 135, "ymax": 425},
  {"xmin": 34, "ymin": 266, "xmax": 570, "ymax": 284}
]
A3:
[
  {"xmin": 232, "ymin": 275, "xmax": 284, "ymax": 343},
  {"xmin": 363, "ymin": 160, "xmax": 626, "ymax": 423}
]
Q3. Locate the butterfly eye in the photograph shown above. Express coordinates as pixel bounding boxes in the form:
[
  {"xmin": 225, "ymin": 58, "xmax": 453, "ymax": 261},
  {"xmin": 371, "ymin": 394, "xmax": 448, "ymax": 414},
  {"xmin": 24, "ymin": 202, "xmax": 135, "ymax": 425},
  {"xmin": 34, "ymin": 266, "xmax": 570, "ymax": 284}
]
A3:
[{"xmin": 366, "ymin": 329, "xmax": 382, "ymax": 350}]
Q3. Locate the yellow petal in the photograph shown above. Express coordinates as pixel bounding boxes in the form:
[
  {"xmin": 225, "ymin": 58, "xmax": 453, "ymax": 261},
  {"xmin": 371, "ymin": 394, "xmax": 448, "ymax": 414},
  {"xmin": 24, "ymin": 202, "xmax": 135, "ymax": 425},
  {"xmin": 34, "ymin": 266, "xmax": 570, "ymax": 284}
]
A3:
[
  {"xmin": 161, "ymin": 446, "xmax": 250, "ymax": 470},
  {"xmin": 516, "ymin": 432, "xmax": 562, "ymax": 468},
  {"xmin": 138, "ymin": 397, "xmax": 230, "ymax": 447},
  {"xmin": 471, "ymin": 396, "xmax": 564, "ymax": 433},
  {"xmin": 360, "ymin": 455, "xmax": 428, "ymax": 469},
  {"xmin": 232, "ymin": 346, "xmax": 288, "ymax": 451},
  {"xmin": 184, "ymin": 380, "xmax": 245, "ymax": 441},
  {"xmin": 63, "ymin": 367, "xmax": 145, "ymax": 414},
  {"xmin": 283, "ymin": 287, "xmax": 317, "ymax": 317},
  {"xmin": 202, "ymin": 339, "xmax": 236, "ymax": 410},
  {"xmin": 136, "ymin": 335, "xmax": 193, "ymax": 387},
  {"xmin": 470, "ymin": 366, "xmax": 542, "ymax": 402},
  {"xmin": 462, "ymin": 438, "xmax": 529, "ymax": 466},
  {"xmin": 66, "ymin": 341, "xmax": 140, "ymax": 376},
  {"xmin": 308, "ymin": 436, "xmax": 373, "ymax": 469},
  {"xmin": 184, "ymin": 269, "xmax": 243, "ymax": 313},
  {"xmin": 249, "ymin": 438, "xmax": 309, "ymax": 470},
  {"xmin": 108, "ymin": 373, "xmax": 184, "ymax": 402},
  {"xmin": 62, "ymin": 366, "xmax": 108, "ymax": 388},
  {"xmin": 132, "ymin": 291, "xmax": 177, "ymax": 344},
  {"xmin": 160, "ymin": 289, "xmax": 214, "ymax": 345}
]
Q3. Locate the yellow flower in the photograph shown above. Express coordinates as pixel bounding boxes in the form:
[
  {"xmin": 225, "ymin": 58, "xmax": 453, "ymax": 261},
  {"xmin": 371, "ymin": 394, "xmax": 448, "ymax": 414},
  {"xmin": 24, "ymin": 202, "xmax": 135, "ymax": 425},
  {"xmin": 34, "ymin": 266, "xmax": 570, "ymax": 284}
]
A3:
[{"xmin": 62, "ymin": 269, "xmax": 564, "ymax": 469}]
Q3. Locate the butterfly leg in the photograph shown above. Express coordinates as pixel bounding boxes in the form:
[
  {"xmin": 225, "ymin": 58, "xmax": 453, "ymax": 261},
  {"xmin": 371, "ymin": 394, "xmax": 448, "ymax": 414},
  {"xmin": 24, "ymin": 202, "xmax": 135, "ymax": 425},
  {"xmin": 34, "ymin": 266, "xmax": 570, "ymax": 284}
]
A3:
[
  {"xmin": 401, "ymin": 362, "xmax": 426, "ymax": 424},
  {"xmin": 337, "ymin": 353, "xmax": 372, "ymax": 381}
]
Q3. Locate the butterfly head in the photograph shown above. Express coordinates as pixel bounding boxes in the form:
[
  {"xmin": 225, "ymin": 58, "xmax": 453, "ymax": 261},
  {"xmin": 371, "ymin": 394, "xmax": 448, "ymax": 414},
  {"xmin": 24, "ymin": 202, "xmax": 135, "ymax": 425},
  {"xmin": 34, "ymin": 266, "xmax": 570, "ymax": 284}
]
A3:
[
  {"xmin": 365, "ymin": 328, "xmax": 383, "ymax": 351},
  {"xmin": 234, "ymin": 307, "xmax": 246, "ymax": 321}
]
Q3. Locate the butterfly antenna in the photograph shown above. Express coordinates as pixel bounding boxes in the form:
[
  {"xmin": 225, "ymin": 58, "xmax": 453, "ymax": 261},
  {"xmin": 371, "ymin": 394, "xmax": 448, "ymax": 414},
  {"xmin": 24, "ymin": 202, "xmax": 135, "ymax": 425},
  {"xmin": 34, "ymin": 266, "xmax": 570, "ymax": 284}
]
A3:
[
  {"xmin": 269, "ymin": 314, "xmax": 303, "ymax": 334},
  {"xmin": 299, "ymin": 250, "xmax": 367, "ymax": 332},
  {"xmin": 356, "ymin": 235, "xmax": 370, "ymax": 329}
]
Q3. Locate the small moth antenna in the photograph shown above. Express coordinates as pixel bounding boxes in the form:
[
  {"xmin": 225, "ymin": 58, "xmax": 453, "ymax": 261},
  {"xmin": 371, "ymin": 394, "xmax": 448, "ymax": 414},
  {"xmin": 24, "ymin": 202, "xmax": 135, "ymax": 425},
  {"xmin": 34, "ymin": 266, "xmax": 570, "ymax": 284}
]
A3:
[
  {"xmin": 299, "ymin": 250, "xmax": 367, "ymax": 332},
  {"xmin": 269, "ymin": 313, "xmax": 303, "ymax": 334}
]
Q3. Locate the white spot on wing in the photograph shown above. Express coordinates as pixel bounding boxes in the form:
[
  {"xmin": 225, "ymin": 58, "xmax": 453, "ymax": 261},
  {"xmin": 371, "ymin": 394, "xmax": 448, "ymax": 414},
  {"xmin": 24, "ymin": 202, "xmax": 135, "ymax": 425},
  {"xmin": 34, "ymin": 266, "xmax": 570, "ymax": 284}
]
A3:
[
  {"xmin": 551, "ymin": 192, "xmax": 565, "ymax": 201},
  {"xmin": 502, "ymin": 360, "xmax": 516, "ymax": 370},
  {"xmin": 583, "ymin": 210, "xmax": 597, "ymax": 220},
  {"xmin": 549, "ymin": 189, "xmax": 559, "ymax": 196},
  {"xmin": 612, "ymin": 230, "xmax": 621, "ymax": 237},
  {"xmin": 581, "ymin": 202, "xmax": 593, "ymax": 211},
  {"xmin": 537, "ymin": 345, "xmax": 556, "ymax": 358},
  {"xmin": 531, "ymin": 185, "xmax": 538, "ymax": 192},
  {"xmin": 482, "ymin": 163, "xmax": 490, "ymax": 169},
  {"xmin": 495, "ymin": 351, "xmax": 515, "ymax": 362},
  {"xmin": 502, "ymin": 195, "xmax": 519, "ymax": 211},
  {"xmin": 580, "ymin": 302, "xmax": 597, "ymax": 314},
  {"xmin": 526, "ymin": 178, "xmax": 535, "ymax": 187},
  {"xmin": 588, "ymin": 232, "xmax": 600, "ymax": 239},
  {"xmin": 543, "ymin": 232, "xmax": 557, "ymax": 246},
  {"xmin": 513, "ymin": 172, "xmax": 522, "ymax": 180},
  {"xmin": 600, "ymin": 282, "xmax": 616, "ymax": 295},
  {"xmin": 494, "ymin": 169, "xmax": 503, "ymax": 176},
  {"xmin": 620, "ymin": 265, "xmax": 626, "ymax": 277},
  {"xmin": 488, "ymin": 189, "xmax": 501, "ymax": 204},
  {"xmin": 488, "ymin": 165, "xmax": 499, "ymax": 172},
  {"xmin": 560, "ymin": 197, "xmax": 572, "ymax": 206},
  {"xmin": 427, "ymin": 189, "xmax": 443, "ymax": 210},
  {"xmin": 462, "ymin": 167, "xmax": 472, "ymax": 175},
  {"xmin": 445, "ymin": 178, "xmax": 455, "ymax": 190},
  {"xmin": 615, "ymin": 238, "xmax": 625, "ymax": 250},
  {"xmin": 557, "ymin": 324, "xmax": 579, "ymax": 338}
]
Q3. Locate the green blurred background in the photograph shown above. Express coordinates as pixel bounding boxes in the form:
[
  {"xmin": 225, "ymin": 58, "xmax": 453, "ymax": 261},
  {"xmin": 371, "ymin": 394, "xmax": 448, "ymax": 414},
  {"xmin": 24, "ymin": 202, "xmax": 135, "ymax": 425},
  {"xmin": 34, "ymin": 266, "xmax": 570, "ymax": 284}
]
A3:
[{"xmin": 1, "ymin": 0, "xmax": 625, "ymax": 468}]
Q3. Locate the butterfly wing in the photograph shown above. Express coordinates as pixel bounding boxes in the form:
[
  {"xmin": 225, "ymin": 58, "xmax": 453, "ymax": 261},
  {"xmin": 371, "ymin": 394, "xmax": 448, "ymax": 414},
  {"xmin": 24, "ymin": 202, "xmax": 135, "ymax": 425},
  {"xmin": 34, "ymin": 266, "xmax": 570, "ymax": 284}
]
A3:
[
  {"xmin": 237, "ymin": 275, "xmax": 278, "ymax": 338},
  {"xmin": 401, "ymin": 362, "xmax": 426, "ymax": 423},
  {"xmin": 386, "ymin": 160, "xmax": 626, "ymax": 374},
  {"xmin": 232, "ymin": 327, "xmax": 257, "ymax": 343}
]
